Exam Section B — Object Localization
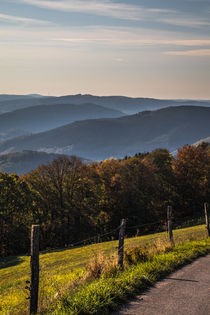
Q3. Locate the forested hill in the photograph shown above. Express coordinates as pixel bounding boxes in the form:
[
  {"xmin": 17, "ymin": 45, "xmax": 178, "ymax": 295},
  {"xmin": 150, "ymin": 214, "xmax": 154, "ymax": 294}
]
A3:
[
  {"xmin": 0, "ymin": 151, "xmax": 90, "ymax": 175},
  {"xmin": 0, "ymin": 103, "xmax": 124, "ymax": 140},
  {"xmin": 0, "ymin": 106, "xmax": 209, "ymax": 160}
]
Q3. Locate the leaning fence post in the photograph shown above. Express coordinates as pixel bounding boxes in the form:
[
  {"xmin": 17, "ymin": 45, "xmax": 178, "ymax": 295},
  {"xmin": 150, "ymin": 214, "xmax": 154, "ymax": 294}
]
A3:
[
  {"xmin": 118, "ymin": 219, "xmax": 126, "ymax": 269},
  {"xmin": 167, "ymin": 206, "xmax": 174, "ymax": 244},
  {"xmin": 204, "ymin": 202, "xmax": 209, "ymax": 238},
  {"xmin": 30, "ymin": 225, "xmax": 40, "ymax": 314}
]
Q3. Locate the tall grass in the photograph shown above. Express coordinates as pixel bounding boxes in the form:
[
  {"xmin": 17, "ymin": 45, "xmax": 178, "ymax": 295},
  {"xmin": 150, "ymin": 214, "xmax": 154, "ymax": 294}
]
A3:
[{"xmin": 51, "ymin": 239, "xmax": 210, "ymax": 315}]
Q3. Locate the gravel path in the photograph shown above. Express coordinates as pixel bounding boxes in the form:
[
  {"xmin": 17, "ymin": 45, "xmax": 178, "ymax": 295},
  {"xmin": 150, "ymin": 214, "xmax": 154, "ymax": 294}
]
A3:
[{"xmin": 113, "ymin": 254, "xmax": 210, "ymax": 315}]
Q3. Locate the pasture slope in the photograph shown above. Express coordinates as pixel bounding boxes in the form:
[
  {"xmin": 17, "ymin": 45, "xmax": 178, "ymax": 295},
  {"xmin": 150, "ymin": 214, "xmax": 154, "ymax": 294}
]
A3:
[{"xmin": 0, "ymin": 225, "xmax": 210, "ymax": 314}]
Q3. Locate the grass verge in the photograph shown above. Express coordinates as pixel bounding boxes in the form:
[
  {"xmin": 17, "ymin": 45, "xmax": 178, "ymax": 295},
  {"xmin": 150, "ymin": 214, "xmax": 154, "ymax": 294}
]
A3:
[{"xmin": 50, "ymin": 238, "xmax": 210, "ymax": 314}]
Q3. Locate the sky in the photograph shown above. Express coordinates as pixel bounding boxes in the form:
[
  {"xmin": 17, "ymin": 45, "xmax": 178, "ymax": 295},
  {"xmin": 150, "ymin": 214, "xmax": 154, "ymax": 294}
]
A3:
[{"xmin": 0, "ymin": 0, "xmax": 210, "ymax": 99}]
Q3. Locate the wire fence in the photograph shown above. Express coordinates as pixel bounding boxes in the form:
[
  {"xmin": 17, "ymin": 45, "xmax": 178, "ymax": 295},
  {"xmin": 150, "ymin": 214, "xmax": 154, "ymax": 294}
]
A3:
[
  {"xmin": 38, "ymin": 211, "xmax": 208, "ymax": 255},
  {"xmin": 2, "ymin": 203, "xmax": 209, "ymax": 314},
  {"xmin": 67, "ymin": 226, "xmax": 121, "ymax": 248}
]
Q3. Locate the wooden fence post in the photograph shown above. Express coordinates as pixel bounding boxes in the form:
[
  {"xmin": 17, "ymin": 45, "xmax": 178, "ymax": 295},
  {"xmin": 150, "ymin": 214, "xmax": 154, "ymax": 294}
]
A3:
[
  {"xmin": 204, "ymin": 202, "xmax": 210, "ymax": 238},
  {"xmin": 118, "ymin": 219, "xmax": 126, "ymax": 269},
  {"xmin": 30, "ymin": 225, "xmax": 40, "ymax": 314},
  {"xmin": 167, "ymin": 206, "xmax": 174, "ymax": 244}
]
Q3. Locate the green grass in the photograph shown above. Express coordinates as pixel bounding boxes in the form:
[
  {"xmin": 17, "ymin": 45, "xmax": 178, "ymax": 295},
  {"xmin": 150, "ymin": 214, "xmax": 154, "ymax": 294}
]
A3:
[
  {"xmin": 55, "ymin": 240, "xmax": 210, "ymax": 315},
  {"xmin": 0, "ymin": 225, "xmax": 209, "ymax": 315}
]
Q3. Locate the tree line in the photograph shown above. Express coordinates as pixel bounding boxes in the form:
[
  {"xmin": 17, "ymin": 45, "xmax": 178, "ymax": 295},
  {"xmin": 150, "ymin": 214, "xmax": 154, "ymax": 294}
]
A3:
[{"xmin": 0, "ymin": 143, "xmax": 209, "ymax": 257}]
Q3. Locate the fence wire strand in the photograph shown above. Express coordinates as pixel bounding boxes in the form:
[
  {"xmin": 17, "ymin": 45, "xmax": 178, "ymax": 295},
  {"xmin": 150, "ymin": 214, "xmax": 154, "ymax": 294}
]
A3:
[
  {"xmin": 67, "ymin": 225, "xmax": 120, "ymax": 248},
  {"xmin": 126, "ymin": 220, "xmax": 163, "ymax": 231}
]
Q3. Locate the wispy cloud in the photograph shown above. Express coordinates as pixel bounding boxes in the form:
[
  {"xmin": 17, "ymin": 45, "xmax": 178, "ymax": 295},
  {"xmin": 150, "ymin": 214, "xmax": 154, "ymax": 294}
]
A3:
[
  {"xmin": 148, "ymin": 39, "xmax": 210, "ymax": 46},
  {"xmin": 164, "ymin": 49, "xmax": 210, "ymax": 56},
  {"xmin": 159, "ymin": 17, "xmax": 210, "ymax": 28},
  {"xmin": 0, "ymin": 13, "xmax": 51, "ymax": 25},
  {"xmin": 16, "ymin": 0, "xmax": 210, "ymax": 29},
  {"xmin": 115, "ymin": 58, "xmax": 124, "ymax": 62},
  {"xmin": 17, "ymin": 0, "xmax": 174, "ymax": 21},
  {"xmin": 51, "ymin": 29, "xmax": 210, "ymax": 47},
  {"xmin": 1, "ymin": 24, "xmax": 210, "ymax": 49}
]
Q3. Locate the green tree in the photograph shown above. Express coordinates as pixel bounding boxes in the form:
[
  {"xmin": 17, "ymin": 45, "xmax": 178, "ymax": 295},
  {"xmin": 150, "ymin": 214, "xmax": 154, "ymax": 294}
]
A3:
[
  {"xmin": 0, "ymin": 172, "xmax": 31, "ymax": 256},
  {"xmin": 173, "ymin": 145, "xmax": 210, "ymax": 217}
]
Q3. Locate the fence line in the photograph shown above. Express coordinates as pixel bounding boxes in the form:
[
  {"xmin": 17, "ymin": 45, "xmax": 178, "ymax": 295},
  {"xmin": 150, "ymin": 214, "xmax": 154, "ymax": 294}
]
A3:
[
  {"xmin": 68, "ymin": 226, "xmax": 120, "ymax": 248},
  {"xmin": 26, "ymin": 202, "xmax": 209, "ymax": 313},
  {"xmin": 126, "ymin": 220, "xmax": 163, "ymax": 231}
]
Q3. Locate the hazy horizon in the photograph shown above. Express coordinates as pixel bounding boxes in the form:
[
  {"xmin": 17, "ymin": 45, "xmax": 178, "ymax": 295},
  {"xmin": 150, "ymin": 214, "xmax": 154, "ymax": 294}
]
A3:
[
  {"xmin": 1, "ymin": 0, "xmax": 210, "ymax": 99},
  {"xmin": 1, "ymin": 92, "xmax": 210, "ymax": 101}
]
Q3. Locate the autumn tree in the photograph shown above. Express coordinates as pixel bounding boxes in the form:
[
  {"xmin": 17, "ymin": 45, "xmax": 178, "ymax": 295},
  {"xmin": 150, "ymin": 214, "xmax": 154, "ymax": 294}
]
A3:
[
  {"xmin": 173, "ymin": 144, "xmax": 210, "ymax": 217},
  {"xmin": 25, "ymin": 156, "xmax": 99, "ymax": 247}
]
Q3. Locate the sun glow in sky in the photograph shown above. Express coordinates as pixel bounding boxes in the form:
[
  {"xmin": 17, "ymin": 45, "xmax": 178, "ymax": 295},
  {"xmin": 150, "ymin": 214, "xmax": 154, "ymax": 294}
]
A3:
[{"xmin": 0, "ymin": 0, "xmax": 210, "ymax": 98}]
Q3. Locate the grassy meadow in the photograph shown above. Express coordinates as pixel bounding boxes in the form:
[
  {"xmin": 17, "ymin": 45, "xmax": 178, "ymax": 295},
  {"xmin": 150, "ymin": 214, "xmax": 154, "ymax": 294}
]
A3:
[{"xmin": 0, "ymin": 225, "xmax": 209, "ymax": 314}]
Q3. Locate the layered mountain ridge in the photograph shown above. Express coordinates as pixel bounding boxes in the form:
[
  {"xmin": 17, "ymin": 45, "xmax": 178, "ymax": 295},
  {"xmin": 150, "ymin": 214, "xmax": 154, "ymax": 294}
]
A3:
[
  {"xmin": 1, "ymin": 94, "xmax": 210, "ymax": 114},
  {"xmin": 1, "ymin": 106, "xmax": 209, "ymax": 161},
  {"xmin": 0, "ymin": 102, "xmax": 124, "ymax": 141}
]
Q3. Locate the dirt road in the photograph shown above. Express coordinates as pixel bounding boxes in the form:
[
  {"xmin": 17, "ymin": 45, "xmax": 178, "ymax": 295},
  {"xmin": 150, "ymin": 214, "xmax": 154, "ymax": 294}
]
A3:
[{"xmin": 114, "ymin": 254, "xmax": 210, "ymax": 315}]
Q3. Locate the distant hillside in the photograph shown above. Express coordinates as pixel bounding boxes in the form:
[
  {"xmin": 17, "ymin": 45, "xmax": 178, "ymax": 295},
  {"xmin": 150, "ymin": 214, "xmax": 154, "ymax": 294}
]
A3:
[
  {"xmin": 171, "ymin": 136, "xmax": 210, "ymax": 156},
  {"xmin": 47, "ymin": 95, "xmax": 210, "ymax": 114},
  {"xmin": 193, "ymin": 137, "xmax": 210, "ymax": 146},
  {"xmin": 0, "ymin": 94, "xmax": 210, "ymax": 114},
  {"xmin": 0, "ymin": 150, "xmax": 89, "ymax": 175},
  {"xmin": 0, "ymin": 94, "xmax": 44, "ymax": 102},
  {"xmin": 0, "ymin": 151, "xmax": 60, "ymax": 174},
  {"xmin": 0, "ymin": 103, "xmax": 124, "ymax": 140},
  {"xmin": 1, "ymin": 106, "xmax": 209, "ymax": 160},
  {"xmin": 0, "ymin": 94, "xmax": 46, "ymax": 113}
]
